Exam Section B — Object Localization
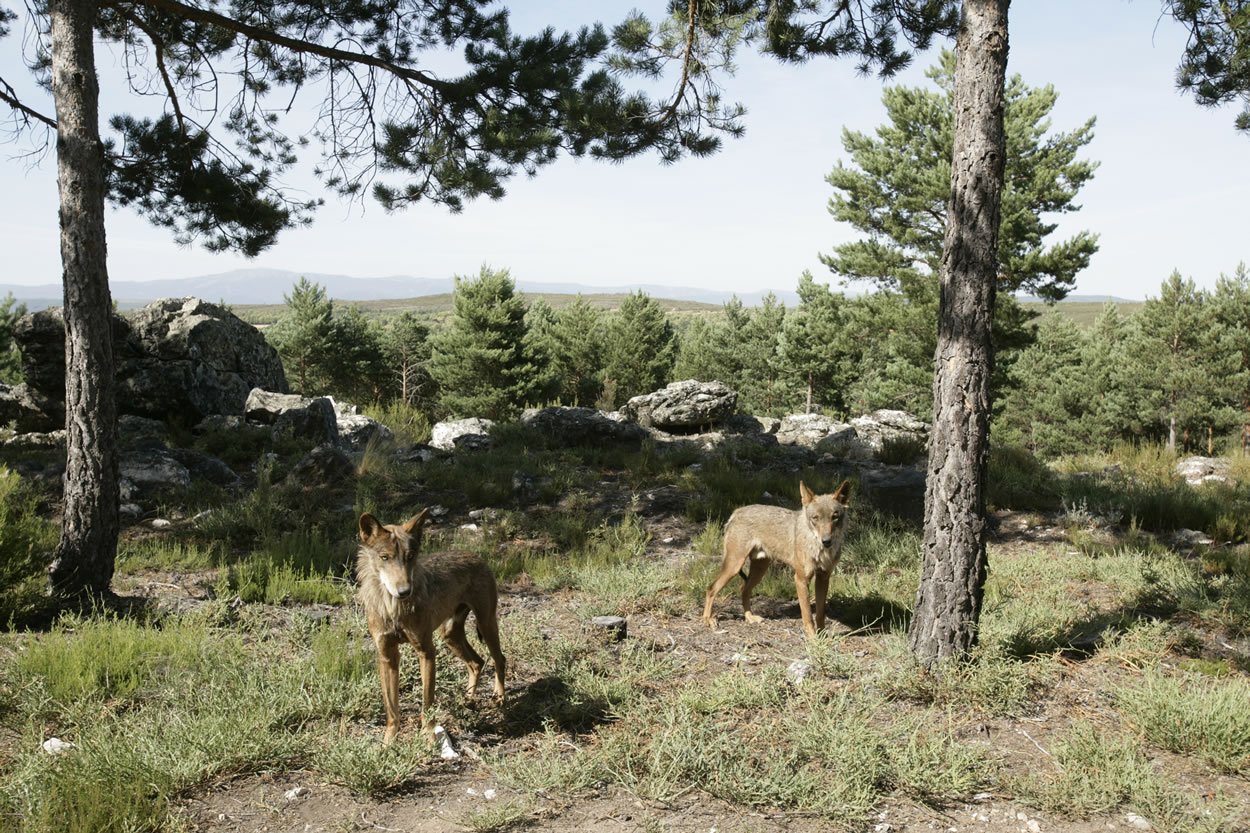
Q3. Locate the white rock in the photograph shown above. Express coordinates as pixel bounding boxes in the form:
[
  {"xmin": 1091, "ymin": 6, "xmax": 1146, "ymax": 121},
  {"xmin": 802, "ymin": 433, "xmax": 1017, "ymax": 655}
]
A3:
[
  {"xmin": 1124, "ymin": 814, "xmax": 1152, "ymax": 831},
  {"xmin": 786, "ymin": 660, "xmax": 812, "ymax": 685},
  {"xmin": 483, "ymin": 788, "xmax": 497, "ymax": 800},
  {"xmin": 41, "ymin": 737, "xmax": 75, "ymax": 755},
  {"xmin": 434, "ymin": 725, "xmax": 459, "ymax": 760},
  {"xmin": 460, "ymin": 523, "xmax": 480, "ymax": 532},
  {"xmin": 284, "ymin": 786, "xmax": 308, "ymax": 801},
  {"xmin": 1027, "ymin": 819, "xmax": 1042, "ymax": 833},
  {"xmin": 150, "ymin": 518, "xmax": 172, "ymax": 529}
]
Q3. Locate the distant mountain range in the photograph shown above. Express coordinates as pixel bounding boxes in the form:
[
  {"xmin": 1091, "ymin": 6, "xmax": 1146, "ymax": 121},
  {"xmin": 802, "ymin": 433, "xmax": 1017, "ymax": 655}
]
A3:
[
  {"xmin": 1, "ymin": 269, "xmax": 1136, "ymax": 310},
  {"xmin": 0, "ymin": 268, "xmax": 802, "ymax": 310}
]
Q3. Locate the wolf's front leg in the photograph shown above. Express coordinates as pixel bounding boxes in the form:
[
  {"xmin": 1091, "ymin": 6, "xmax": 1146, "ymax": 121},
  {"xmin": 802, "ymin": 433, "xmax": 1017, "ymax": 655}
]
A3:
[
  {"xmin": 813, "ymin": 570, "xmax": 830, "ymax": 632},
  {"xmin": 794, "ymin": 572, "xmax": 817, "ymax": 638},
  {"xmin": 374, "ymin": 633, "xmax": 403, "ymax": 745}
]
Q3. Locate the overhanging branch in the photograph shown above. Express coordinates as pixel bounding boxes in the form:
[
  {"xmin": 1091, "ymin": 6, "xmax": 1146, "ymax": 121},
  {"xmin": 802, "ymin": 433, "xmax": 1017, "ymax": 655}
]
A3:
[
  {"xmin": 124, "ymin": 0, "xmax": 456, "ymax": 95},
  {"xmin": 0, "ymin": 75, "xmax": 57, "ymax": 129}
]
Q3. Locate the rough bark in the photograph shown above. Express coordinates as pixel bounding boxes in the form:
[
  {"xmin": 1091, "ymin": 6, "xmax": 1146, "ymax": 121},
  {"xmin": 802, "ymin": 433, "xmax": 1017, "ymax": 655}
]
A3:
[
  {"xmin": 909, "ymin": 0, "xmax": 1009, "ymax": 666},
  {"xmin": 46, "ymin": 0, "xmax": 120, "ymax": 596}
]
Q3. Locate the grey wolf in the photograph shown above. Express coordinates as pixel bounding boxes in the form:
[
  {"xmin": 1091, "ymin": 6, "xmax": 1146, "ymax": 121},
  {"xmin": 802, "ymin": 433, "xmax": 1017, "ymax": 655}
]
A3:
[
  {"xmin": 702, "ymin": 480, "xmax": 851, "ymax": 638},
  {"xmin": 357, "ymin": 509, "xmax": 506, "ymax": 744}
]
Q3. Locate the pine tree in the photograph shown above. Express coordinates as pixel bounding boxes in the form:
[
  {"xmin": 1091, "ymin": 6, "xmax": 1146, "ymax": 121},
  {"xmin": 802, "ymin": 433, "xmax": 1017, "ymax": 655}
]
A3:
[
  {"xmin": 0, "ymin": 293, "xmax": 27, "ymax": 384},
  {"xmin": 600, "ymin": 291, "xmax": 676, "ymax": 407},
  {"xmin": 778, "ymin": 273, "xmax": 849, "ymax": 414},
  {"xmin": 823, "ymin": 49, "xmax": 1098, "ymax": 304},
  {"xmin": 996, "ymin": 313, "xmax": 1094, "ymax": 457},
  {"xmin": 842, "ymin": 292, "xmax": 935, "ymax": 419},
  {"xmin": 382, "ymin": 312, "xmax": 435, "ymax": 408},
  {"xmin": 1082, "ymin": 303, "xmax": 1135, "ymax": 448},
  {"xmin": 267, "ymin": 278, "xmax": 335, "ymax": 395},
  {"xmin": 738, "ymin": 293, "xmax": 787, "ymax": 415},
  {"xmin": 549, "ymin": 297, "xmax": 605, "ymax": 407},
  {"xmin": 323, "ymin": 305, "xmax": 389, "ymax": 404},
  {"xmin": 429, "ymin": 267, "xmax": 540, "ymax": 421},
  {"xmin": 521, "ymin": 299, "xmax": 563, "ymax": 406},
  {"xmin": 1211, "ymin": 264, "xmax": 1250, "ymax": 453},
  {"xmin": 1126, "ymin": 272, "xmax": 1242, "ymax": 452}
]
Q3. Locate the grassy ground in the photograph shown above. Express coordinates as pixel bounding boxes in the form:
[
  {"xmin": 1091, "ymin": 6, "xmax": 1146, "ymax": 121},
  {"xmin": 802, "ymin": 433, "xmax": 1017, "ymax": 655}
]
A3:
[{"xmin": 2, "ymin": 431, "xmax": 1248, "ymax": 832}]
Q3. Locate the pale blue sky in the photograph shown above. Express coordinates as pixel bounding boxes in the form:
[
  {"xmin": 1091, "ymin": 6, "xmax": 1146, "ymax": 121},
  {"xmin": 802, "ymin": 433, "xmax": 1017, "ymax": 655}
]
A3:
[{"xmin": 1, "ymin": 1, "xmax": 1246, "ymax": 299}]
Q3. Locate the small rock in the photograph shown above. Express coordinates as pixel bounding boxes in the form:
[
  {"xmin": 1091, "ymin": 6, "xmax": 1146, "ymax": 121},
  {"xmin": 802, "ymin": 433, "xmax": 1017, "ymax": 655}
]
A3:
[
  {"xmin": 662, "ymin": 536, "xmax": 675, "ymax": 544},
  {"xmin": 150, "ymin": 518, "xmax": 172, "ymax": 529},
  {"xmin": 460, "ymin": 523, "xmax": 480, "ymax": 532},
  {"xmin": 971, "ymin": 792, "xmax": 993, "ymax": 802},
  {"xmin": 1123, "ymin": 814, "xmax": 1152, "ymax": 831},
  {"xmin": 466, "ymin": 788, "xmax": 480, "ymax": 797},
  {"xmin": 284, "ymin": 786, "xmax": 308, "ymax": 801},
  {"xmin": 41, "ymin": 737, "xmax": 75, "ymax": 755},
  {"xmin": 1027, "ymin": 819, "xmax": 1042, "ymax": 833},
  {"xmin": 786, "ymin": 660, "xmax": 812, "ymax": 685},
  {"xmin": 873, "ymin": 824, "xmax": 893, "ymax": 833},
  {"xmin": 483, "ymin": 788, "xmax": 497, "ymax": 800},
  {"xmin": 434, "ymin": 725, "xmax": 459, "ymax": 760},
  {"xmin": 589, "ymin": 615, "xmax": 627, "ymax": 641}
]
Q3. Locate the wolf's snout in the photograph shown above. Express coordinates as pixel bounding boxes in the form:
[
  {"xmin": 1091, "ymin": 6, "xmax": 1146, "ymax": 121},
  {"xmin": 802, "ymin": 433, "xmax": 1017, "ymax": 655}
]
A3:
[
  {"xmin": 394, "ymin": 585, "xmax": 413, "ymax": 599},
  {"xmin": 821, "ymin": 535, "xmax": 834, "ymax": 548}
]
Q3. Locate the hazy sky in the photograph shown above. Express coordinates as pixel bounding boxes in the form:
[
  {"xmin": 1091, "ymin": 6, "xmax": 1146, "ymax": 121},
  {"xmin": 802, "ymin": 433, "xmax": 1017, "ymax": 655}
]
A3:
[{"xmin": 1, "ymin": 1, "xmax": 1247, "ymax": 299}]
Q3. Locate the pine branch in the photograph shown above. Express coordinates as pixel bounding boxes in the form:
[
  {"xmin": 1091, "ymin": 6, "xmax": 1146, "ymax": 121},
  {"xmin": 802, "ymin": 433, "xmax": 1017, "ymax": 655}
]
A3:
[
  {"xmin": 0, "ymin": 75, "xmax": 57, "ymax": 129},
  {"xmin": 123, "ymin": 0, "xmax": 455, "ymax": 95}
]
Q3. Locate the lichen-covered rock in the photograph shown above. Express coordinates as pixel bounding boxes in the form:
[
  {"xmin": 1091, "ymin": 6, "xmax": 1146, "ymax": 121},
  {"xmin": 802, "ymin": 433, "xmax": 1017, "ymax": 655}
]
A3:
[
  {"xmin": 431, "ymin": 418, "xmax": 496, "ymax": 451},
  {"xmin": 521, "ymin": 407, "xmax": 647, "ymax": 447},
  {"xmin": 1175, "ymin": 456, "xmax": 1231, "ymax": 486},
  {"xmin": 14, "ymin": 298, "xmax": 287, "ymax": 425},
  {"xmin": 621, "ymin": 380, "xmax": 737, "ymax": 429},
  {"xmin": 285, "ymin": 444, "xmax": 355, "ymax": 489},
  {"xmin": 271, "ymin": 397, "xmax": 339, "ymax": 446},
  {"xmin": 119, "ymin": 449, "xmax": 192, "ymax": 500},
  {"xmin": 337, "ymin": 414, "xmax": 394, "ymax": 451},
  {"xmin": 244, "ymin": 388, "xmax": 312, "ymax": 424}
]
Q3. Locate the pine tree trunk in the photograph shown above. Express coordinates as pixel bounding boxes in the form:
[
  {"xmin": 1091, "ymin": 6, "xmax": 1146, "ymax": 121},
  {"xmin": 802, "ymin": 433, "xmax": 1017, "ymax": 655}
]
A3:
[
  {"xmin": 45, "ymin": 0, "xmax": 120, "ymax": 597},
  {"xmin": 806, "ymin": 371, "xmax": 813, "ymax": 414},
  {"xmin": 1168, "ymin": 413, "xmax": 1177, "ymax": 453},
  {"xmin": 909, "ymin": 0, "xmax": 1009, "ymax": 667}
]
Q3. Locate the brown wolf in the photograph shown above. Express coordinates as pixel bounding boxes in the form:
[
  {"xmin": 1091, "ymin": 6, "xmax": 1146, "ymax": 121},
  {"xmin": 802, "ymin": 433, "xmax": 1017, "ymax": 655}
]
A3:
[
  {"xmin": 356, "ymin": 509, "xmax": 506, "ymax": 744},
  {"xmin": 702, "ymin": 480, "xmax": 851, "ymax": 638}
]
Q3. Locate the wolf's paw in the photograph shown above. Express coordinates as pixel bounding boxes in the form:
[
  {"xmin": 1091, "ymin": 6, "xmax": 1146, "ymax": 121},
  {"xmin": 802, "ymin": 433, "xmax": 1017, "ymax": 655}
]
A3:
[{"xmin": 743, "ymin": 612, "xmax": 764, "ymax": 624}]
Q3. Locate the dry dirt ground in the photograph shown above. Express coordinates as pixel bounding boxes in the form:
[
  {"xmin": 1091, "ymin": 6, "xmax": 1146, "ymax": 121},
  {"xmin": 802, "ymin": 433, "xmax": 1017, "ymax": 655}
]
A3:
[{"xmin": 102, "ymin": 509, "xmax": 1250, "ymax": 833}]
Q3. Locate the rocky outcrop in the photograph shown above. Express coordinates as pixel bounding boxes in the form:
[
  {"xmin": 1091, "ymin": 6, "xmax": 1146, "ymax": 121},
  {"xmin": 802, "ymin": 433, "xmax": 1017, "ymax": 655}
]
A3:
[
  {"xmin": 272, "ymin": 398, "xmax": 339, "ymax": 446},
  {"xmin": 778, "ymin": 409, "xmax": 929, "ymax": 462},
  {"xmin": 1175, "ymin": 456, "xmax": 1231, "ymax": 486},
  {"xmin": 337, "ymin": 414, "xmax": 394, "ymax": 452},
  {"xmin": 857, "ymin": 464, "xmax": 927, "ymax": 520},
  {"xmin": 521, "ymin": 407, "xmax": 648, "ymax": 447},
  {"xmin": 621, "ymin": 380, "xmax": 737, "ymax": 430},
  {"xmin": 119, "ymin": 449, "xmax": 192, "ymax": 500},
  {"xmin": 0, "ymin": 383, "xmax": 60, "ymax": 433},
  {"xmin": 13, "ymin": 299, "xmax": 287, "ymax": 425},
  {"xmin": 286, "ymin": 444, "xmax": 355, "ymax": 489},
  {"xmin": 431, "ymin": 418, "xmax": 496, "ymax": 452}
]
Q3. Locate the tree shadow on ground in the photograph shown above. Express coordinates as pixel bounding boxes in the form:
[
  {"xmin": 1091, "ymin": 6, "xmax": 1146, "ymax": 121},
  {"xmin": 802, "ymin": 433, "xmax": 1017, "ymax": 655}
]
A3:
[{"xmin": 3, "ymin": 588, "xmax": 154, "ymax": 633}]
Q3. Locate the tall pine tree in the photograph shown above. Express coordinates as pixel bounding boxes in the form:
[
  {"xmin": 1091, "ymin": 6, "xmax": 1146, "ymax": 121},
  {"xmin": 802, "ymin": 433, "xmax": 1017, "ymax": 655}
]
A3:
[
  {"xmin": 601, "ymin": 291, "xmax": 676, "ymax": 407},
  {"xmin": 429, "ymin": 267, "xmax": 544, "ymax": 421}
]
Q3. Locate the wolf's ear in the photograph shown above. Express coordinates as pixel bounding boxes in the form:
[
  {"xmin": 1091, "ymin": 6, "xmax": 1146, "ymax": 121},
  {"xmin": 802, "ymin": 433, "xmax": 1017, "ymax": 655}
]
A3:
[
  {"xmin": 401, "ymin": 508, "xmax": 430, "ymax": 536},
  {"xmin": 832, "ymin": 479, "xmax": 852, "ymax": 504},
  {"xmin": 359, "ymin": 513, "xmax": 383, "ymax": 542},
  {"xmin": 799, "ymin": 480, "xmax": 815, "ymax": 506}
]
